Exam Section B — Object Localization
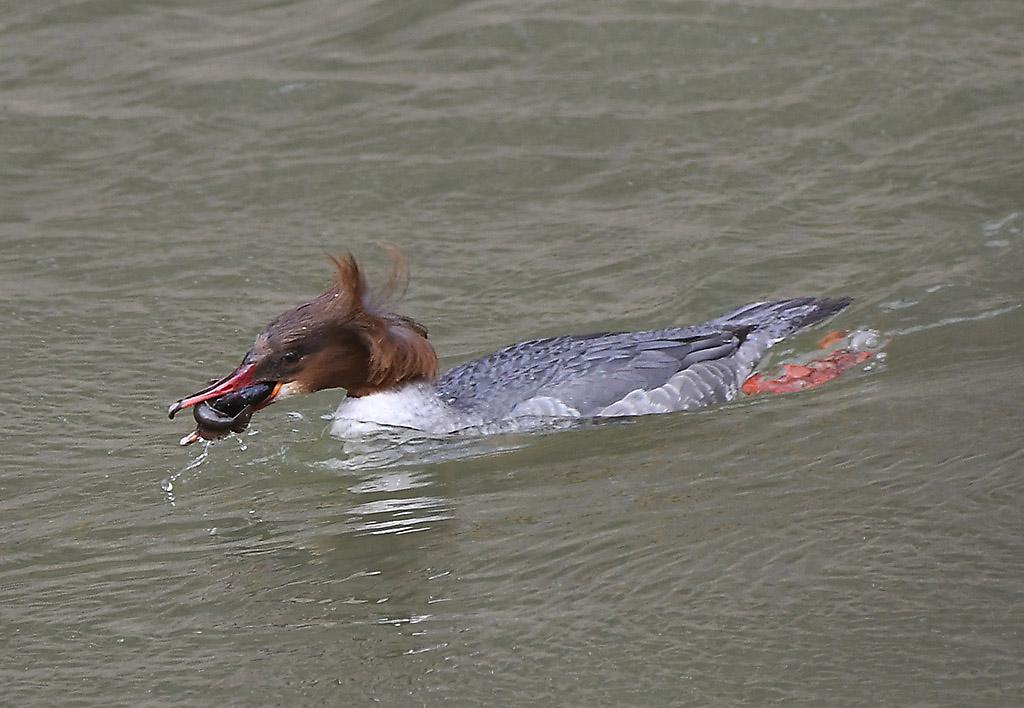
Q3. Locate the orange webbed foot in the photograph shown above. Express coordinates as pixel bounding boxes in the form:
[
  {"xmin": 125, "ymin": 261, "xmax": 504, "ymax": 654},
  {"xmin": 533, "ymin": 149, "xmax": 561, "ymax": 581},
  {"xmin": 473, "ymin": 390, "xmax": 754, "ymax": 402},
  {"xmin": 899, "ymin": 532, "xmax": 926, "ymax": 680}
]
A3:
[{"xmin": 741, "ymin": 330, "xmax": 887, "ymax": 396}]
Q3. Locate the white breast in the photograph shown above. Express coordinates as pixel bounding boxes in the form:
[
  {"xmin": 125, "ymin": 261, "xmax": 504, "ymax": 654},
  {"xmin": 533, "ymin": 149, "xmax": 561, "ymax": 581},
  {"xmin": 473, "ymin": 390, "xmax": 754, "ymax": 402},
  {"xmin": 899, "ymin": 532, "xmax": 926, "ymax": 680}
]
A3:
[{"xmin": 330, "ymin": 382, "xmax": 464, "ymax": 437}]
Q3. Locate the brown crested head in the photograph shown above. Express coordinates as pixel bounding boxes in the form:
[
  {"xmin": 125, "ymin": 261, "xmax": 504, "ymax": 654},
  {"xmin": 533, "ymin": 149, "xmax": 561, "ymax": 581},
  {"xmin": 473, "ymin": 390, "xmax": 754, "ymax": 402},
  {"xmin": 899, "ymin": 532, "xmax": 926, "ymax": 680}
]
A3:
[
  {"xmin": 168, "ymin": 247, "xmax": 437, "ymax": 443},
  {"xmin": 257, "ymin": 246, "xmax": 438, "ymax": 397}
]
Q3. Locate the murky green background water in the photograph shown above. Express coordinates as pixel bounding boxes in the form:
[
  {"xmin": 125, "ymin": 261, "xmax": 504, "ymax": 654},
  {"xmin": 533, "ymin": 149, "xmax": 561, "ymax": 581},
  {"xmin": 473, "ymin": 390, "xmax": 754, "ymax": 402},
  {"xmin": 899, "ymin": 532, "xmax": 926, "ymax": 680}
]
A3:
[{"xmin": 2, "ymin": 1, "xmax": 1022, "ymax": 705}]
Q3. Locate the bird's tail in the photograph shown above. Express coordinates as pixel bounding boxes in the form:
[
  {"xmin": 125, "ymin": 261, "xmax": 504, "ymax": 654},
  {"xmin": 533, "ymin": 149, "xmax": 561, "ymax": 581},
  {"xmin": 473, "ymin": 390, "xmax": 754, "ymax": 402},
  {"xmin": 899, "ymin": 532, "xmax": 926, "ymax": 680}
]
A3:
[
  {"xmin": 710, "ymin": 297, "xmax": 853, "ymax": 376},
  {"xmin": 713, "ymin": 297, "xmax": 852, "ymax": 344}
]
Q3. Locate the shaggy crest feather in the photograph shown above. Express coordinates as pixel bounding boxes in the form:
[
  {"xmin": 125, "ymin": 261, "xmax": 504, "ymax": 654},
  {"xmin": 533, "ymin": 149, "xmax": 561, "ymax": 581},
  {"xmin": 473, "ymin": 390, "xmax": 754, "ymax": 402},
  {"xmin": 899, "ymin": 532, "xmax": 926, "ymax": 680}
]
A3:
[{"xmin": 323, "ymin": 247, "xmax": 437, "ymax": 391}]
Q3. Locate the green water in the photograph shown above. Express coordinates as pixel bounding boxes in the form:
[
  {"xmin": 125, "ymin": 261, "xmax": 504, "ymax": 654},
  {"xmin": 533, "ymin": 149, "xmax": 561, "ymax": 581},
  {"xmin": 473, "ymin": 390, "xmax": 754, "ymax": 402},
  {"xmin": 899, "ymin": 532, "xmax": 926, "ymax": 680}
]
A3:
[{"xmin": 2, "ymin": 1, "xmax": 1022, "ymax": 705}]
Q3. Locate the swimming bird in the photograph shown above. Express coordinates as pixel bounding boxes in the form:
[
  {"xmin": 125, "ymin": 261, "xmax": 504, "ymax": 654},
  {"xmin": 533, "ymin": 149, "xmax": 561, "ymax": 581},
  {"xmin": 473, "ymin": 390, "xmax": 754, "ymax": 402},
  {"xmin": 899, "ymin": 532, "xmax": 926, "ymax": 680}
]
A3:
[{"xmin": 168, "ymin": 249, "xmax": 853, "ymax": 444}]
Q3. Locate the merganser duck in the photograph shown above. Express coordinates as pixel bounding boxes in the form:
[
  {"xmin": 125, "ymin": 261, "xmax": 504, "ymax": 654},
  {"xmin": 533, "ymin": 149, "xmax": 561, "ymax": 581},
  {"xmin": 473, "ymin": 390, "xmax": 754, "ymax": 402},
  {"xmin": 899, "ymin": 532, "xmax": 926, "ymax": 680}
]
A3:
[{"xmin": 168, "ymin": 249, "xmax": 853, "ymax": 444}]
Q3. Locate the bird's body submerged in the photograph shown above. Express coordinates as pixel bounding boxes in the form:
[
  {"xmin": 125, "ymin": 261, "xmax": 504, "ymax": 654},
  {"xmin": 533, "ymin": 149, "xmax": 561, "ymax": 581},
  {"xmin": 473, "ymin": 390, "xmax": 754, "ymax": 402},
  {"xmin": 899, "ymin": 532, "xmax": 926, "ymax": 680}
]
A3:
[
  {"xmin": 331, "ymin": 298, "xmax": 851, "ymax": 436},
  {"xmin": 168, "ymin": 250, "xmax": 855, "ymax": 444}
]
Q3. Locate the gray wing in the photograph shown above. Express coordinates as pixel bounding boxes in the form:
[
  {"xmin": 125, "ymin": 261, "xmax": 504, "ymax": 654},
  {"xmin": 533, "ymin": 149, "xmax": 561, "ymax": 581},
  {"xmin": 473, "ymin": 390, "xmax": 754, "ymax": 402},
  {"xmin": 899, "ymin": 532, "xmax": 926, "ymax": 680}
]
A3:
[
  {"xmin": 435, "ymin": 297, "xmax": 851, "ymax": 421},
  {"xmin": 436, "ymin": 327, "xmax": 747, "ymax": 420}
]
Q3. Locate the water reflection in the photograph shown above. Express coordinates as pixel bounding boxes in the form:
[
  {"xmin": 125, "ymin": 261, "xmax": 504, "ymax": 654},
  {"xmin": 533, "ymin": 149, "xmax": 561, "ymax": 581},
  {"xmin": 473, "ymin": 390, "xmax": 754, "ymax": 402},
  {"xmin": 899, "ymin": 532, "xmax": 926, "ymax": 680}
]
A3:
[
  {"xmin": 319, "ymin": 427, "xmax": 532, "ymax": 471},
  {"xmin": 341, "ymin": 464, "xmax": 453, "ymax": 537},
  {"xmin": 346, "ymin": 488, "xmax": 453, "ymax": 537}
]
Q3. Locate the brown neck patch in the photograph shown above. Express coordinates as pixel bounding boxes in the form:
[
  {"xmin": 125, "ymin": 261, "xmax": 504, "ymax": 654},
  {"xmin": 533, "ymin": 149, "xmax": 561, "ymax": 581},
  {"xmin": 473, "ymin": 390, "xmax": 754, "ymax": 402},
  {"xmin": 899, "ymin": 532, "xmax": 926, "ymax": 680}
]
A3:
[{"xmin": 321, "ymin": 249, "xmax": 438, "ymax": 396}]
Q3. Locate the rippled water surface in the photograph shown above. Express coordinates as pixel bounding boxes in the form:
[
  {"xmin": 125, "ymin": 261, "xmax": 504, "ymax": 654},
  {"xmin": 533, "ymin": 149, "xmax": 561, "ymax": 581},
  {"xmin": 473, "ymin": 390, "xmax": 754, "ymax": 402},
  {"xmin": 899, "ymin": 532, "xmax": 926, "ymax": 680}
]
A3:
[{"xmin": 2, "ymin": 1, "xmax": 1022, "ymax": 705}]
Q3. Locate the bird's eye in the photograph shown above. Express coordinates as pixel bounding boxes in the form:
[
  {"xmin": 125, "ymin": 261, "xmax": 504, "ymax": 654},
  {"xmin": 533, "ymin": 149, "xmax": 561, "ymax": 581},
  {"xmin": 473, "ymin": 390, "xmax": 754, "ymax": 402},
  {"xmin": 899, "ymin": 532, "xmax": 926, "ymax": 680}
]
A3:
[{"xmin": 282, "ymin": 351, "xmax": 300, "ymax": 365}]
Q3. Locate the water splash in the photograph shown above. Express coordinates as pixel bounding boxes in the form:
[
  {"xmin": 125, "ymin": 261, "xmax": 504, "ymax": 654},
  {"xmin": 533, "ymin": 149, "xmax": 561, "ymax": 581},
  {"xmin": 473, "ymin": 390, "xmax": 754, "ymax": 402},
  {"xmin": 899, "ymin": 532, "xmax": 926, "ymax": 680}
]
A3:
[{"xmin": 160, "ymin": 440, "xmax": 212, "ymax": 505}]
